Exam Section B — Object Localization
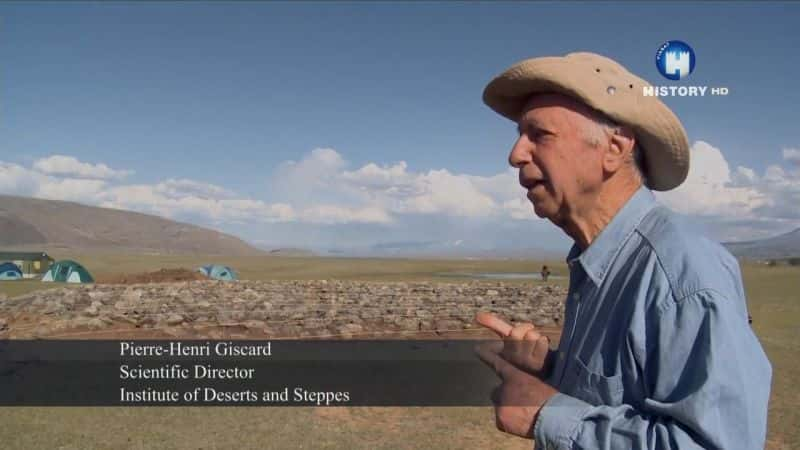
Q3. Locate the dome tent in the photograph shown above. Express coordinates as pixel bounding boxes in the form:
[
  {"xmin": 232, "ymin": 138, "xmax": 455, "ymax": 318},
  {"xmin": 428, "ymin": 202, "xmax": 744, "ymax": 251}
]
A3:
[
  {"xmin": 42, "ymin": 260, "xmax": 94, "ymax": 283},
  {"xmin": 196, "ymin": 264, "xmax": 238, "ymax": 281},
  {"xmin": 0, "ymin": 262, "xmax": 22, "ymax": 280}
]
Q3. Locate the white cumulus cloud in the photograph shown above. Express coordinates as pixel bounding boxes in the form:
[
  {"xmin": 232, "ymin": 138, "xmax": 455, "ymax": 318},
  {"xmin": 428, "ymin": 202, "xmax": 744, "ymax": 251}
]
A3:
[
  {"xmin": 338, "ymin": 160, "xmax": 505, "ymax": 218},
  {"xmin": 98, "ymin": 185, "xmax": 296, "ymax": 224},
  {"xmin": 656, "ymin": 141, "xmax": 767, "ymax": 217},
  {"xmin": 0, "ymin": 162, "xmax": 42, "ymax": 197},
  {"xmin": 33, "ymin": 155, "xmax": 132, "ymax": 180},
  {"xmin": 0, "ymin": 161, "xmax": 108, "ymax": 202},
  {"xmin": 36, "ymin": 178, "xmax": 108, "ymax": 203},
  {"xmin": 656, "ymin": 141, "xmax": 800, "ymax": 240},
  {"xmin": 783, "ymin": 148, "xmax": 800, "ymax": 165},
  {"xmin": 271, "ymin": 149, "xmax": 517, "ymax": 221}
]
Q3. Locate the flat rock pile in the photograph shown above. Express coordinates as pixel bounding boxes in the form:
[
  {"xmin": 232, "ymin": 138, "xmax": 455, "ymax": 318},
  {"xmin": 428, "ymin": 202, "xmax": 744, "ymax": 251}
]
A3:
[{"xmin": 0, "ymin": 280, "xmax": 567, "ymax": 339}]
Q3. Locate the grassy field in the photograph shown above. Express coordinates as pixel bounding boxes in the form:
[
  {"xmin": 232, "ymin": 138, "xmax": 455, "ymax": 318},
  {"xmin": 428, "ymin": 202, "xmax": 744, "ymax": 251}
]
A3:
[
  {"xmin": 68, "ymin": 251, "xmax": 570, "ymax": 283},
  {"xmin": 0, "ymin": 254, "xmax": 796, "ymax": 449},
  {"xmin": 741, "ymin": 264, "xmax": 800, "ymax": 449}
]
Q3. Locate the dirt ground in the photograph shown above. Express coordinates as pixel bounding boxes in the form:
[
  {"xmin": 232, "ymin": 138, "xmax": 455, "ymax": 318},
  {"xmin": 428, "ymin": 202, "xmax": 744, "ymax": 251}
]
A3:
[{"xmin": 94, "ymin": 268, "xmax": 207, "ymax": 284}]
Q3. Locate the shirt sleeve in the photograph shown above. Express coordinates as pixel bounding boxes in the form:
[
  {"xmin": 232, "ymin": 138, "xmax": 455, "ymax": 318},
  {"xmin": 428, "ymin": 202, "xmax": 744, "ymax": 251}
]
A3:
[{"xmin": 533, "ymin": 289, "xmax": 772, "ymax": 450}]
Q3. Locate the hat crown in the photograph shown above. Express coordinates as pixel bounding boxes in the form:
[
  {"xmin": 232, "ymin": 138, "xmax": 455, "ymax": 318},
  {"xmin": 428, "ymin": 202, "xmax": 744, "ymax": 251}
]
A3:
[{"xmin": 565, "ymin": 52, "xmax": 643, "ymax": 85}]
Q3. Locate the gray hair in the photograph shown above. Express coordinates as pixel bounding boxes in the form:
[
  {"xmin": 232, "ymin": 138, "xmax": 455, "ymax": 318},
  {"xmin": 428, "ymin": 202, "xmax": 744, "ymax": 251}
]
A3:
[{"xmin": 582, "ymin": 113, "xmax": 648, "ymax": 185}]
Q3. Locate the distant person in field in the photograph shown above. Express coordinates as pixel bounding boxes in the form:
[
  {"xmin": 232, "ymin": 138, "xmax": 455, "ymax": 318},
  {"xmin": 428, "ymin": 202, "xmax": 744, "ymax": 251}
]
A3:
[
  {"xmin": 473, "ymin": 52, "xmax": 771, "ymax": 449},
  {"xmin": 540, "ymin": 265, "xmax": 550, "ymax": 282}
]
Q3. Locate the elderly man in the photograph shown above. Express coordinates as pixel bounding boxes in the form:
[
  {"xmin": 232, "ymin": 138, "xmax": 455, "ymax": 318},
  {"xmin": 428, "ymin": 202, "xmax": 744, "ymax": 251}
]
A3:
[{"xmin": 475, "ymin": 52, "xmax": 771, "ymax": 449}]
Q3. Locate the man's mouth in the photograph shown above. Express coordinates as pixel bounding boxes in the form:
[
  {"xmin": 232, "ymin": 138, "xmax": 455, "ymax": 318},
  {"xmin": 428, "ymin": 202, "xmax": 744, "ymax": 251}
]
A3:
[{"xmin": 521, "ymin": 178, "xmax": 547, "ymax": 190}]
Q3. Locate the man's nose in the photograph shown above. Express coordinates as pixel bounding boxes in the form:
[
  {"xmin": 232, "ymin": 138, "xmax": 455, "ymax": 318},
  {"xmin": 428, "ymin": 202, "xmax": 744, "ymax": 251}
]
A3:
[{"xmin": 508, "ymin": 137, "xmax": 532, "ymax": 168}]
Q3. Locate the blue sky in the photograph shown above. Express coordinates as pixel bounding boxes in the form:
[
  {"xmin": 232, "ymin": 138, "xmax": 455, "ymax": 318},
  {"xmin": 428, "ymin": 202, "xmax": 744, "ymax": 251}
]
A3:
[{"xmin": 1, "ymin": 2, "xmax": 799, "ymax": 256}]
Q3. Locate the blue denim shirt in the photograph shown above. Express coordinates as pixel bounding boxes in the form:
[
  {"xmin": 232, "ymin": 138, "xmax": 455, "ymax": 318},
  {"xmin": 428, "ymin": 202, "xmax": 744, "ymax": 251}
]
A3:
[{"xmin": 533, "ymin": 187, "xmax": 772, "ymax": 450}]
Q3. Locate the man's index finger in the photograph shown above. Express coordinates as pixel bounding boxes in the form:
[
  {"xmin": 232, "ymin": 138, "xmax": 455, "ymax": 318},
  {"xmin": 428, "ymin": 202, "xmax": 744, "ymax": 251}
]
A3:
[{"xmin": 475, "ymin": 312, "xmax": 513, "ymax": 338}]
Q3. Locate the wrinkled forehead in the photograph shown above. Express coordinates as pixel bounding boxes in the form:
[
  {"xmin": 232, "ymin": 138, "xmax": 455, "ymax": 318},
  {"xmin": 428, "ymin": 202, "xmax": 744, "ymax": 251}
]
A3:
[{"xmin": 519, "ymin": 93, "xmax": 604, "ymax": 128}]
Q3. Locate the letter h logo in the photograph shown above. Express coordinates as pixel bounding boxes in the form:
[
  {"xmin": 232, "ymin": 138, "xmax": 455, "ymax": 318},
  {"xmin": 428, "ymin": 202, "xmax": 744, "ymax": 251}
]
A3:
[{"xmin": 665, "ymin": 51, "xmax": 690, "ymax": 79}]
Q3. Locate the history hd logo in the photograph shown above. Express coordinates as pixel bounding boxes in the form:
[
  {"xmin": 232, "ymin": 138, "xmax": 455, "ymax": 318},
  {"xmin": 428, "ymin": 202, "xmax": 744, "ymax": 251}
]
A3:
[{"xmin": 655, "ymin": 41, "xmax": 696, "ymax": 80}]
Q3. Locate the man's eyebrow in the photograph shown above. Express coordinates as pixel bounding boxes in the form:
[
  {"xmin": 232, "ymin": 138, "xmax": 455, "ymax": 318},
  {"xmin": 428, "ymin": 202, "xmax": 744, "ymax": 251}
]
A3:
[{"xmin": 517, "ymin": 121, "xmax": 555, "ymax": 135}]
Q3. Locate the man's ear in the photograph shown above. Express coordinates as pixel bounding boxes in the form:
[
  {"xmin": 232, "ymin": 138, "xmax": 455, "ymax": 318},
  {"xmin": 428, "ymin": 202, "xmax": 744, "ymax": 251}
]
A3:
[{"xmin": 603, "ymin": 127, "xmax": 636, "ymax": 174}]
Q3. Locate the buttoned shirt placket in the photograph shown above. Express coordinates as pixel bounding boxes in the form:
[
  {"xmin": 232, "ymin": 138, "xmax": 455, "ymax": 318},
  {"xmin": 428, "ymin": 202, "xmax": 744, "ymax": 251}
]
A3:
[{"xmin": 551, "ymin": 260, "xmax": 590, "ymax": 388}]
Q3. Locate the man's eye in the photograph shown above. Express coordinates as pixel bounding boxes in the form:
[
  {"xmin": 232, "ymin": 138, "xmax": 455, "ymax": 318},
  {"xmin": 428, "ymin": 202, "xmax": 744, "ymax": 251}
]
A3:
[{"xmin": 518, "ymin": 126, "xmax": 550, "ymax": 141}]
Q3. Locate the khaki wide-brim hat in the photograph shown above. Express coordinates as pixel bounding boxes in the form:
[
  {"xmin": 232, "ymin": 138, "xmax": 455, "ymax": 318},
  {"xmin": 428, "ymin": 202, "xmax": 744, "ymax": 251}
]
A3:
[{"xmin": 483, "ymin": 52, "xmax": 689, "ymax": 191}]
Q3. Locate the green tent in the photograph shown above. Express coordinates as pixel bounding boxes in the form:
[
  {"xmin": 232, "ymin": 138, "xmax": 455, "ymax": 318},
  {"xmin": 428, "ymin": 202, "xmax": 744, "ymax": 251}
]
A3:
[
  {"xmin": 41, "ymin": 260, "xmax": 94, "ymax": 283},
  {"xmin": 197, "ymin": 264, "xmax": 237, "ymax": 281}
]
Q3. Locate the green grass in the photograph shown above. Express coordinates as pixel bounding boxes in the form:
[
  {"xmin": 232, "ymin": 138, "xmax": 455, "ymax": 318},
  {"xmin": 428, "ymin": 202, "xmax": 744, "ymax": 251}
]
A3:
[
  {"xmin": 741, "ymin": 264, "xmax": 800, "ymax": 449},
  {"xmin": 0, "ymin": 256, "xmax": 796, "ymax": 449}
]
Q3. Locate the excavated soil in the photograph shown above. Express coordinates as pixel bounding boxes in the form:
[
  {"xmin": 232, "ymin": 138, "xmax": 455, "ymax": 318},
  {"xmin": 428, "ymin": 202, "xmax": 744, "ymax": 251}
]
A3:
[{"xmin": 96, "ymin": 268, "xmax": 207, "ymax": 284}]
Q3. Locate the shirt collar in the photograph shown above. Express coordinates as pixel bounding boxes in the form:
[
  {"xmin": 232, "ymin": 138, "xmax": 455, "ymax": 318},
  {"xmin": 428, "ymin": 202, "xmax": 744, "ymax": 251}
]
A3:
[{"xmin": 566, "ymin": 186, "xmax": 658, "ymax": 286}]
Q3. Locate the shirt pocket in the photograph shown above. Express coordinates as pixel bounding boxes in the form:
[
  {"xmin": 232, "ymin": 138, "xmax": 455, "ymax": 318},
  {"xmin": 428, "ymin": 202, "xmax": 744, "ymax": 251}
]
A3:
[{"xmin": 571, "ymin": 356, "xmax": 625, "ymax": 407}]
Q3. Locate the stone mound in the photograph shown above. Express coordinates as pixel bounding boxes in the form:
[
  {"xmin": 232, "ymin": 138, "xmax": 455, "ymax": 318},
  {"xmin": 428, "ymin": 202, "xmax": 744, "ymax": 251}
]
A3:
[{"xmin": 0, "ymin": 280, "xmax": 567, "ymax": 339}]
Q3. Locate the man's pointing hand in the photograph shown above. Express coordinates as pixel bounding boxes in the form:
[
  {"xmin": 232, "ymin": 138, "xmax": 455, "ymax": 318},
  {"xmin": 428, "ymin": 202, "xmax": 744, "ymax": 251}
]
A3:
[
  {"xmin": 475, "ymin": 337, "xmax": 558, "ymax": 438},
  {"xmin": 475, "ymin": 311, "xmax": 554, "ymax": 378}
]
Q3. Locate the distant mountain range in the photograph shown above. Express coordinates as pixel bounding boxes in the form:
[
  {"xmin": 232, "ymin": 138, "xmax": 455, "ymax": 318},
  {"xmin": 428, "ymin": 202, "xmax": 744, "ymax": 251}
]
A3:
[
  {"xmin": 0, "ymin": 195, "xmax": 264, "ymax": 256},
  {"xmin": 5, "ymin": 194, "xmax": 795, "ymax": 260},
  {"xmin": 723, "ymin": 228, "xmax": 800, "ymax": 260},
  {"xmin": 266, "ymin": 247, "xmax": 316, "ymax": 257}
]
